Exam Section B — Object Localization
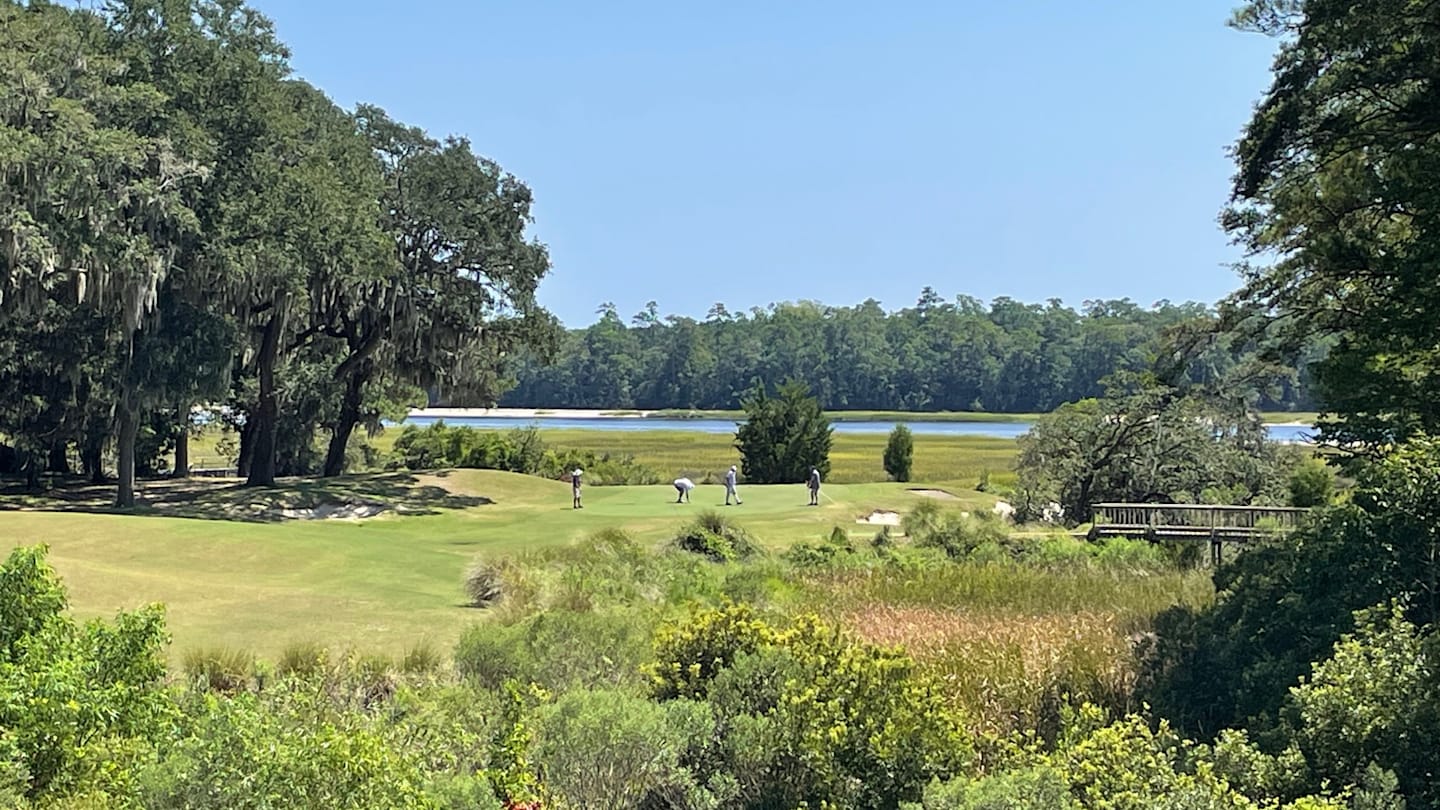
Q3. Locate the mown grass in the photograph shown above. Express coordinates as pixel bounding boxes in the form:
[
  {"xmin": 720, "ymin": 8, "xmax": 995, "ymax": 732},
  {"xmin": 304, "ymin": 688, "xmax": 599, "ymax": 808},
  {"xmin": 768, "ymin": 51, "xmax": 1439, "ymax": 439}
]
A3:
[{"xmin": 1, "ymin": 469, "xmax": 1000, "ymax": 659}]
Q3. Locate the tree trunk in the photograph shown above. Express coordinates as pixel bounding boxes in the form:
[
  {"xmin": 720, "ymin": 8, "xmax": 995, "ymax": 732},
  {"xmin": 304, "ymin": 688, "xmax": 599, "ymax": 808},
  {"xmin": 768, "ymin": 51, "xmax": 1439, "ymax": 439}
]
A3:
[
  {"xmin": 22, "ymin": 450, "xmax": 40, "ymax": 491},
  {"xmin": 322, "ymin": 361, "xmax": 370, "ymax": 478},
  {"xmin": 48, "ymin": 442, "xmax": 70, "ymax": 476},
  {"xmin": 237, "ymin": 417, "xmax": 255, "ymax": 479},
  {"xmin": 115, "ymin": 402, "xmax": 138, "ymax": 508},
  {"xmin": 246, "ymin": 309, "xmax": 284, "ymax": 487},
  {"xmin": 172, "ymin": 412, "xmax": 190, "ymax": 479},
  {"xmin": 82, "ymin": 433, "xmax": 106, "ymax": 484}
]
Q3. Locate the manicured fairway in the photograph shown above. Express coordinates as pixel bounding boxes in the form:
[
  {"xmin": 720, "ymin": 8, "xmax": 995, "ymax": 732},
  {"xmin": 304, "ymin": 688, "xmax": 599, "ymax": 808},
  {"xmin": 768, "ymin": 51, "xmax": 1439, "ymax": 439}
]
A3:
[{"xmin": 1, "ymin": 470, "xmax": 996, "ymax": 659}]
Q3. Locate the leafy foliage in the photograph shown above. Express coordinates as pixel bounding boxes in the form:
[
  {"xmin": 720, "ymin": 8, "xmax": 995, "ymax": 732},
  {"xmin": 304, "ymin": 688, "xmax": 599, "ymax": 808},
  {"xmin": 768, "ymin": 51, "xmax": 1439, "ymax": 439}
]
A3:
[
  {"xmin": 503, "ymin": 293, "xmax": 1319, "ymax": 413},
  {"xmin": 647, "ymin": 603, "xmax": 971, "ymax": 808},
  {"xmin": 389, "ymin": 422, "xmax": 658, "ymax": 484},
  {"xmin": 1224, "ymin": 0, "xmax": 1440, "ymax": 450},
  {"xmin": 886, "ymin": 423, "xmax": 916, "ymax": 482},
  {"xmin": 0, "ymin": 545, "xmax": 170, "ymax": 803},
  {"xmin": 1017, "ymin": 382, "xmax": 1292, "ymax": 524},
  {"xmin": 1141, "ymin": 435, "xmax": 1440, "ymax": 739},
  {"xmin": 734, "ymin": 380, "xmax": 833, "ymax": 484}
]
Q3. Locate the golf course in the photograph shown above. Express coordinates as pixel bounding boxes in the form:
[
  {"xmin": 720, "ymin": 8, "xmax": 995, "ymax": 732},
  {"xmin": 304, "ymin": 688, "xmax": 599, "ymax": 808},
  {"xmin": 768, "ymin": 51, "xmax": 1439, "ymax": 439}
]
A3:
[{"xmin": 0, "ymin": 430, "xmax": 1008, "ymax": 659}]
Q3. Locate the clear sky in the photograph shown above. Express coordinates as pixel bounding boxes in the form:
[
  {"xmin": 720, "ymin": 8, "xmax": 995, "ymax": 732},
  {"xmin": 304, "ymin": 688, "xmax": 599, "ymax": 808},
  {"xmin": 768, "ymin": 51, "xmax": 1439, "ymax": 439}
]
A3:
[{"xmin": 248, "ymin": 1, "xmax": 1280, "ymax": 326}]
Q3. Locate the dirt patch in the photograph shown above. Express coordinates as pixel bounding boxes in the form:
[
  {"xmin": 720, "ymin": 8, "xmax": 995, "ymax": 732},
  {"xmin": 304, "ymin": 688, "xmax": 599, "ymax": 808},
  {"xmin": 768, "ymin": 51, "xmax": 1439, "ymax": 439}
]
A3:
[
  {"xmin": 858, "ymin": 510, "xmax": 902, "ymax": 526},
  {"xmin": 908, "ymin": 488, "xmax": 959, "ymax": 500}
]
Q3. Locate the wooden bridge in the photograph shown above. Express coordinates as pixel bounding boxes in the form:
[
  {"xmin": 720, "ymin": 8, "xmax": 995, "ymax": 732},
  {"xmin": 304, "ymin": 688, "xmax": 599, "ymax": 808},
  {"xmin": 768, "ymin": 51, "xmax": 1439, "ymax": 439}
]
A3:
[{"xmin": 1089, "ymin": 502, "xmax": 1311, "ymax": 564}]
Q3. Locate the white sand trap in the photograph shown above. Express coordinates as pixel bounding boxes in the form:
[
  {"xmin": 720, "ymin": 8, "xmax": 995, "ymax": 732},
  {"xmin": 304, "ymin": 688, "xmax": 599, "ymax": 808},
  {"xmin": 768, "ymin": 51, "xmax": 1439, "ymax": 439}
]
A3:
[
  {"xmin": 859, "ymin": 510, "xmax": 902, "ymax": 526},
  {"xmin": 908, "ymin": 488, "xmax": 959, "ymax": 500},
  {"xmin": 278, "ymin": 502, "xmax": 388, "ymax": 520}
]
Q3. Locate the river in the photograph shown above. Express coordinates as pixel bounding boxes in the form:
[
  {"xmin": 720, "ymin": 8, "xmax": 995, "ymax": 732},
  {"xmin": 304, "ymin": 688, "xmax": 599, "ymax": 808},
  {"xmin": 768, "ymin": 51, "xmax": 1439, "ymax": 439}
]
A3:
[{"xmin": 395, "ymin": 415, "xmax": 1314, "ymax": 443}]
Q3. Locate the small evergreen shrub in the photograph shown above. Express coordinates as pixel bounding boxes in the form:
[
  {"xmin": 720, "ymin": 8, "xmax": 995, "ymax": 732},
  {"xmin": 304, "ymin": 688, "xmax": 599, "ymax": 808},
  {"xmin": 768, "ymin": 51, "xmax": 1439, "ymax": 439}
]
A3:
[{"xmin": 884, "ymin": 424, "xmax": 914, "ymax": 482}]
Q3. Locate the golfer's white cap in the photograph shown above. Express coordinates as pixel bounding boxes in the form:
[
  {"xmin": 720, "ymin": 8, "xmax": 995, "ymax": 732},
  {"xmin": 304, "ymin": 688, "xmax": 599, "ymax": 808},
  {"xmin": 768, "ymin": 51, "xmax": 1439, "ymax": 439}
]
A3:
[
  {"xmin": 730, "ymin": 465, "xmax": 737, "ymax": 471},
  {"xmin": 573, "ymin": 468, "xmax": 582, "ymax": 475}
]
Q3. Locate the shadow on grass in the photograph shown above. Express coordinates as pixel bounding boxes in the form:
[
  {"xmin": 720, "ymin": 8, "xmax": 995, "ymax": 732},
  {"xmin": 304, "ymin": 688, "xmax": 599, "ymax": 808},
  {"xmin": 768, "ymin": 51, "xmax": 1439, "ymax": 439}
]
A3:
[{"xmin": 0, "ymin": 471, "xmax": 492, "ymax": 523}]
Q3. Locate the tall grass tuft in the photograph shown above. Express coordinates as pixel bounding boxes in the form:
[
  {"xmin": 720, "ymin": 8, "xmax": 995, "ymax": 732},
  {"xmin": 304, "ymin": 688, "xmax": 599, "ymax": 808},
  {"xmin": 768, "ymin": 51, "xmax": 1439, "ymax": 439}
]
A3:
[
  {"xmin": 463, "ymin": 559, "xmax": 506, "ymax": 608},
  {"xmin": 674, "ymin": 510, "xmax": 760, "ymax": 562},
  {"xmin": 276, "ymin": 640, "xmax": 329, "ymax": 678},
  {"xmin": 183, "ymin": 646, "xmax": 256, "ymax": 693}
]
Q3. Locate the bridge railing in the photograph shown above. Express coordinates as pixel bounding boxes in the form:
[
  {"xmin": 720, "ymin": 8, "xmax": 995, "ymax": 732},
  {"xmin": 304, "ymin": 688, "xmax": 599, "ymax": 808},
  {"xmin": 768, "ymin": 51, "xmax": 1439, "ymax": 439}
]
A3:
[{"xmin": 1090, "ymin": 503, "xmax": 1310, "ymax": 535}]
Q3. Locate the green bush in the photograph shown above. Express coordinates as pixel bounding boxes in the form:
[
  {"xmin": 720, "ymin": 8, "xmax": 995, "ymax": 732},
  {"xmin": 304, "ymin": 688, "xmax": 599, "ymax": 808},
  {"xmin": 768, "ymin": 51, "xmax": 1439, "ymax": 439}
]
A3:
[
  {"xmin": 390, "ymin": 422, "xmax": 659, "ymax": 484},
  {"xmin": 1288, "ymin": 457, "xmax": 1336, "ymax": 507},
  {"xmin": 907, "ymin": 503, "xmax": 1009, "ymax": 559},
  {"xmin": 456, "ymin": 609, "xmax": 652, "ymax": 692},
  {"xmin": 885, "ymin": 424, "xmax": 915, "ymax": 482},
  {"xmin": 535, "ymin": 689, "xmax": 715, "ymax": 809},
  {"xmin": 649, "ymin": 605, "xmax": 970, "ymax": 807},
  {"xmin": 913, "ymin": 764, "xmax": 1077, "ymax": 809},
  {"xmin": 141, "ymin": 690, "xmax": 434, "ymax": 810},
  {"xmin": 1282, "ymin": 603, "xmax": 1439, "ymax": 805},
  {"xmin": 0, "ymin": 545, "xmax": 171, "ymax": 803},
  {"xmin": 674, "ymin": 510, "xmax": 760, "ymax": 562}
]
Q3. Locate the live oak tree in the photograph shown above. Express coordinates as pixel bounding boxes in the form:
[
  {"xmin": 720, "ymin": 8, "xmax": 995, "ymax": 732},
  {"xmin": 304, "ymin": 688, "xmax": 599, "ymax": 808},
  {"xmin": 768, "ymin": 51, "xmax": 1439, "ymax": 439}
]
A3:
[
  {"xmin": 307, "ymin": 107, "xmax": 555, "ymax": 478},
  {"xmin": 1225, "ymin": 0, "xmax": 1440, "ymax": 450}
]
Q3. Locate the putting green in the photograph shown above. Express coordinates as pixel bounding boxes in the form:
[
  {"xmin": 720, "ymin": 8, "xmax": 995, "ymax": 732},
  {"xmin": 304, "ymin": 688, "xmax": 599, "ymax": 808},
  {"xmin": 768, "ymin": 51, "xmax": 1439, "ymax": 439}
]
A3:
[{"xmin": 0, "ymin": 470, "xmax": 996, "ymax": 659}]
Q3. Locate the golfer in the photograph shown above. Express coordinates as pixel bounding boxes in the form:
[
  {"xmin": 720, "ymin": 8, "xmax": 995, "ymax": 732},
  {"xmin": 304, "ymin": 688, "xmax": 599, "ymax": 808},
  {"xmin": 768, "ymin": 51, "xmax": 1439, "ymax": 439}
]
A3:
[
  {"xmin": 673, "ymin": 476, "xmax": 696, "ymax": 503},
  {"xmin": 807, "ymin": 466, "xmax": 821, "ymax": 506},
  {"xmin": 724, "ymin": 465, "xmax": 742, "ymax": 505},
  {"xmin": 571, "ymin": 468, "xmax": 583, "ymax": 509}
]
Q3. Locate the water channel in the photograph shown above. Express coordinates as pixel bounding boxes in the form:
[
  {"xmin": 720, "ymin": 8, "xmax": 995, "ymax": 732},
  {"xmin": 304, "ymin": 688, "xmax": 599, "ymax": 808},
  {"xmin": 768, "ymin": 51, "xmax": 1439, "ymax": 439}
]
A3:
[{"xmin": 397, "ymin": 415, "xmax": 1314, "ymax": 443}]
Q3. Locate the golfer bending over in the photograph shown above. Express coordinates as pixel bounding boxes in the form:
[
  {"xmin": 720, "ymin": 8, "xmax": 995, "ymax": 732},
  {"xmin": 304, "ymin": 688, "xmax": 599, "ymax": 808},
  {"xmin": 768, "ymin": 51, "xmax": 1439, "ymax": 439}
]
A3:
[
  {"xmin": 673, "ymin": 477, "xmax": 696, "ymax": 503},
  {"xmin": 724, "ymin": 465, "xmax": 742, "ymax": 505},
  {"xmin": 807, "ymin": 466, "xmax": 821, "ymax": 506}
]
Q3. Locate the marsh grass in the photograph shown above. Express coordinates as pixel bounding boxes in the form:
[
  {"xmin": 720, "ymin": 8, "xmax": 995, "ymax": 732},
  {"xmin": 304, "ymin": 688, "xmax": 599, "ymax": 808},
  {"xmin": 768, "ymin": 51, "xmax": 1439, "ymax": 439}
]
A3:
[
  {"xmin": 186, "ymin": 427, "xmax": 1018, "ymax": 486},
  {"xmin": 798, "ymin": 546, "xmax": 1212, "ymax": 735}
]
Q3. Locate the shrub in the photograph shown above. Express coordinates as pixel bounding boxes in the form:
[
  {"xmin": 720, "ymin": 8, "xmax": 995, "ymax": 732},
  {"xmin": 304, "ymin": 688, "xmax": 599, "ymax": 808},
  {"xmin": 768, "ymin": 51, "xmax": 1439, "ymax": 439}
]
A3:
[
  {"xmin": 0, "ymin": 546, "xmax": 170, "ymax": 803},
  {"xmin": 141, "ymin": 691, "xmax": 435, "ymax": 810},
  {"xmin": 647, "ymin": 602, "xmax": 779, "ymax": 701},
  {"xmin": 389, "ymin": 422, "xmax": 659, "ymax": 484},
  {"xmin": 464, "ymin": 560, "xmax": 506, "ymax": 608},
  {"xmin": 456, "ymin": 610, "xmax": 653, "ymax": 692},
  {"xmin": 535, "ymin": 689, "xmax": 715, "ymax": 809},
  {"xmin": 1288, "ymin": 457, "xmax": 1336, "ymax": 507},
  {"xmin": 1282, "ymin": 603, "xmax": 1440, "ymax": 805},
  {"xmin": 885, "ymin": 424, "xmax": 915, "ymax": 482},
  {"xmin": 907, "ymin": 504, "xmax": 1009, "ymax": 559},
  {"xmin": 674, "ymin": 511, "xmax": 760, "ymax": 562},
  {"xmin": 916, "ymin": 764, "xmax": 1077, "ymax": 809},
  {"xmin": 673, "ymin": 611, "xmax": 971, "ymax": 808}
]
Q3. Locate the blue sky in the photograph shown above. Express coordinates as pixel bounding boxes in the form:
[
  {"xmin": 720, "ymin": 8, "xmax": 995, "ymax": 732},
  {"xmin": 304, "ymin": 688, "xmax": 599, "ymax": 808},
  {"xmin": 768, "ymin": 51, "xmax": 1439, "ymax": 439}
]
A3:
[{"xmin": 248, "ymin": 1, "xmax": 1280, "ymax": 326}]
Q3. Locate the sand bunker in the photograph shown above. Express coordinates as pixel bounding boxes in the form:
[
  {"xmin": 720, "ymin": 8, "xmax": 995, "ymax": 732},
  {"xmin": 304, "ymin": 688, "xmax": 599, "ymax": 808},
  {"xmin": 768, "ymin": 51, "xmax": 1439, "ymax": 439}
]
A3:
[
  {"xmin": 908, "ymin": 488, "xmax": 959, "ymax": 500},
  {"xmin": 277, "ymin": 501, "xmax": 388, "ymax": 520},
  {"xmin": 858, "ymin": 510, "xmax": 902, "ymax": 526}
]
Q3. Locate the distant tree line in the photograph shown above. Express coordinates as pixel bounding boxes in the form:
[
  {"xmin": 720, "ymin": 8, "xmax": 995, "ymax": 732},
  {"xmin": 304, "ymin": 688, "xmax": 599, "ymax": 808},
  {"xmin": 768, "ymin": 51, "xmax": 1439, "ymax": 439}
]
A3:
[
  {"xmin": 499, "ymin": 290, "xmax": 1321, "ymax": 413},
  {"xmin": 0, "ymin": 0, "xmax": 556, "ymax": 504}
]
